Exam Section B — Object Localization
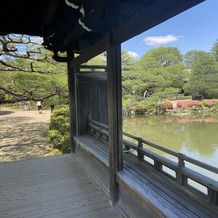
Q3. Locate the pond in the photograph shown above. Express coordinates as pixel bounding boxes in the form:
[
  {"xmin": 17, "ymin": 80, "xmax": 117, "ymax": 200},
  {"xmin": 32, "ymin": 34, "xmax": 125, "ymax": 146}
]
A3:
[{"xmin": 123, "ymin": 115, "xmax": 218, "ymax": 181}]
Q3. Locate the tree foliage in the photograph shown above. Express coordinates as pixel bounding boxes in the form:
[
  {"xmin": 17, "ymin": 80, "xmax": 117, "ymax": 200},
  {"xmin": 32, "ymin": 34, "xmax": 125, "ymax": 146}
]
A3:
[
  {"xmin": 183, "ymin": 51, "xmax": 218, "ymax": 99},
  {"xmin": 122, "ymin": 47, "xmax": 186, "ymax": 106},
  {"xmin": 0, "ymin": 34, "xmax": 68, "ymax": 105}
]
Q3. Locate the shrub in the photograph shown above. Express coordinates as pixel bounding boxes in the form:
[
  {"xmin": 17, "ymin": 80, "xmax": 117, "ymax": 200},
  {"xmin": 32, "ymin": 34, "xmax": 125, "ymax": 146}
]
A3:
[
  {"xmin": 188, "ymin": 100, "xmax": 201, "ymax": 107},
  {"xmin": 163, "ymin": 100, "xmax": 173, "ymax": 110},
  {"xmin": 177, "ymin": 101, "xmax": 189, "ymax": 109},
  {"xmin": 177, "ymin": 100, "xmax": 202, "ymax": 109},
  {"xmin": 135, "ymin": 102, "xmax": 147, "ymax": 114},
  {"xmin": 48, "ymin": 104, "xmax": 71, "ymax": 153},
  {"xmin": 202, "ymin": 99, "xmax": 217, "ymax": 107}
]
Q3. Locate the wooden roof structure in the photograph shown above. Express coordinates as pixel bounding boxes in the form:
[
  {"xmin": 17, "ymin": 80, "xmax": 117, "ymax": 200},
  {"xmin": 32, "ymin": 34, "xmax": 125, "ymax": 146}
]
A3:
[{"xmin": 0, "ymin": 0, "xmax": 204, "ymax": 63}]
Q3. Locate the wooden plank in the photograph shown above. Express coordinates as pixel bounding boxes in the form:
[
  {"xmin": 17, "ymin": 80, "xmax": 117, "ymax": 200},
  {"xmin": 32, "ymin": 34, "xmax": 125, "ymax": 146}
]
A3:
[
  {"xmin": 74, "ymin": 135, "xmax": 109, "ymax": 167},
  {"xmin": 75, "ymin": 137, "xmax": 111, "ymax": 200},
  {"xmin": 119, "ymin": 186, "xmax": 153, "ymax": 218},
  {"xmin": 117, "ymin": 170, "xmax": 189, "ymax": 218},
  {"xmin": 123, "ymin": 153, "xmax": 218, "ymax": 217},
  {"xmin": 0, "ymin": 154, "xmax": 123, "ymax": 218},
  {"xmin": 123, "ymin": 165, "xmax": 202, "ymax": 217},
  {"xmin": 77, "ymin": 77, "xmax": 108, "ymax": 134}
]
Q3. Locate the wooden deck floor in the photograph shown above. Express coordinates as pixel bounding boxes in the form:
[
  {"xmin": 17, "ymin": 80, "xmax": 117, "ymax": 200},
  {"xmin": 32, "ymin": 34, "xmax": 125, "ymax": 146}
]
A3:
[{"xmin": 0, "ymin": 154, "xmax": 124, "ymax": 218}]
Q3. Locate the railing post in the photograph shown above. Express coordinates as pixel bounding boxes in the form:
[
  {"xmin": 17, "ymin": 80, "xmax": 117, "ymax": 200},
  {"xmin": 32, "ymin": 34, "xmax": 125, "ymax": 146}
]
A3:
[
  {"xmin": 87, "ymin": 113, "xmax": 91, "ymax": 134},
  {"xmin": 178, "ymin": 156, "xmax": 185, "ymax": 167},
  {"xmin": 124, "ymin": 143, "xmax": 130, "ymax": 152},
  {"xmin": 154, "ymin": 160, "xmax": 162, "ymax": 172},
  {"xmin": 208, "ymin": 188, "xmax": 218, "ymax": 205},
  {"xmin": 99, "ymin": 124, "xmax": 102, "ymax": 140},
  {"xmin": 177, "ymin": 156, "xmax": 187, "ymax": 185},
  {"xmin": 138, "ymin": 138, "xmax": 143, "ymax": 161}
]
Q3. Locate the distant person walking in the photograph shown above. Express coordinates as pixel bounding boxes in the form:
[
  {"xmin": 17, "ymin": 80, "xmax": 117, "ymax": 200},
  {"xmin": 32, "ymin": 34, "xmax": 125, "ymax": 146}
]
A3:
[
  {"xmin": 144, "ymin": 90, "xmax": 148, "ymax": 98},
  {"xmin": 36, "ymin": 101, "xmax": 42, "ymax": 114},
  {"xmin": 50, "ymin": 104, "xmax": 55, "ymax": 113}
]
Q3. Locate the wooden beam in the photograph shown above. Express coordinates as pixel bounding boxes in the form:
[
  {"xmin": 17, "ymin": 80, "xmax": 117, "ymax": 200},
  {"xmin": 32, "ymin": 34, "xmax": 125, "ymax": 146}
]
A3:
[
  {"xmin": 114, "ymin": 0, "xmax": 204, "ymax": 44},
  {"xmin": 107, "ymin": 0, "xmax": 123, "ymax": 206},
  {"xmin": 70, "ymin": 37, "xmax": 106, "ymax": 68},
  {"xmin": 121, "ymin": 2, "xmax": 142, "ymax": 17},
  {"xmin": 67, "ymin": 51, "xmax": 78, "ymax": 153}
]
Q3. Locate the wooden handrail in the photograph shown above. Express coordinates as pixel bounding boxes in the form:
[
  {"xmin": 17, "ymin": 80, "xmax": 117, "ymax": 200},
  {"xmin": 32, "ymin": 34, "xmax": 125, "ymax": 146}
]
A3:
[
  {"xmin": 125, "ymin": 132, "xmax": 218, "ymax": 174},
  {"xmin": 87, "ymin": 117, "xmax": 218, "ymax": 205}
]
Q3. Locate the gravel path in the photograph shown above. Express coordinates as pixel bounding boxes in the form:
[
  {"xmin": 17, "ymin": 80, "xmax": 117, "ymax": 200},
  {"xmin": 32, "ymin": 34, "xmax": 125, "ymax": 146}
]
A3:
[{"xmin": 0, "ymin": 107, "xmax": 57, "ymax": 163}]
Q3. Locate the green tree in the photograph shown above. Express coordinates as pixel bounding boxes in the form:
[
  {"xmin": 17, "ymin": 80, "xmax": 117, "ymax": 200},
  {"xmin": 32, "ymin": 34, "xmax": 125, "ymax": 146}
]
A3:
[
  {"xmin": 0, "ymin": 34, "xmax": 68, "ymax": 105},
  {"xmin": 133, "ymin": 47, "xmax": 186, "ymax": 97},
  {"xmin": 183, "ymin": 51, "xmax": 218, "ymax": 99},
  {"xmin": 121, "ymin": 50, "xmax": 135, "ymax": 71},
  {"xmin": 211, "ymin": 39, "xmax": 218, "ymax": 61},
  {"xmin": 141, "ymin": 47, "xmax": 183, "ymax": 68},
  {"xmin": 184, "ymin": 50, "xmax": 200, "ymax": 69}
]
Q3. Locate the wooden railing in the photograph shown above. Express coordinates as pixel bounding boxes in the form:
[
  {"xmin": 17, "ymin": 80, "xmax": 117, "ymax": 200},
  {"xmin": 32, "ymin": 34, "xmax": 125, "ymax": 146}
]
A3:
[
  {"xmin": 88, "ymin": 116, "xmax": 218, "ymax": 206},
  {"xmin": 88, "ymin": 115, "xmax": 109, "ymax": 143}
]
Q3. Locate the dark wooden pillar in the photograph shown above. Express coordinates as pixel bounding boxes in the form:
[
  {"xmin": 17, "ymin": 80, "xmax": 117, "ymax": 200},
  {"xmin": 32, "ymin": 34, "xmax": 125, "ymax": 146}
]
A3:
[
  {"xmin": 107, "ymin": 0, "xmax": 123, "ymax": 205},
  {"xmin": 67, "ymin": 51, "xmax": 78, "ymax": 153}
]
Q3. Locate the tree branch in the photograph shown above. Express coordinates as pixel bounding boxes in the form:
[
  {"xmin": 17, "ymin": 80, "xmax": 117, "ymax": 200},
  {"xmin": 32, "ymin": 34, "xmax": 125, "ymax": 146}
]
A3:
[{"xmin": 0, "ymin": 85, "xmax": 63, "ymax": 104}]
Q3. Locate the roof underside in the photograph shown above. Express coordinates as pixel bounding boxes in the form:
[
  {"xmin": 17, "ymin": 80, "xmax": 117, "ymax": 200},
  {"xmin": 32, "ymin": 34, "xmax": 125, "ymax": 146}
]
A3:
[{"xmin": 0, "ymin": 0, "xmax": 204, "ymax": 61}]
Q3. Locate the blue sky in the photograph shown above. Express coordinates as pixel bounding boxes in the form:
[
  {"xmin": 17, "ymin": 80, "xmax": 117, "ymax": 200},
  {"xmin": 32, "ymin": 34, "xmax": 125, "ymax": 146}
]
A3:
[{"xmin": 122, "ymin": 0, "xmax": 218, "ymax": 59}]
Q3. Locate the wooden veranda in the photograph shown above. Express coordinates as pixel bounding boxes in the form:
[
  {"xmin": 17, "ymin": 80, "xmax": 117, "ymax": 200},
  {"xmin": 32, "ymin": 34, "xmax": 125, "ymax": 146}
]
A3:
[
  {"xmin": 0, "ymin": 154, "xmax": 123, "ymax": 218},
  {"xmin": 1, "ymin": 0, "xmax": 217, "ymax": 217}
]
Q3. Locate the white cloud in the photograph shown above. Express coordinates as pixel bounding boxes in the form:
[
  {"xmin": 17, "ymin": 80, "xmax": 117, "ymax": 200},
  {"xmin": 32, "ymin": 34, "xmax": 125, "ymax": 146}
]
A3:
[
  {"xmin": 144, "ymin": 35, "xmax": 181, "ymax": 46},
  {"xmin": 127, "ymin": 51, "xmax": 139, "ymax": 59}
]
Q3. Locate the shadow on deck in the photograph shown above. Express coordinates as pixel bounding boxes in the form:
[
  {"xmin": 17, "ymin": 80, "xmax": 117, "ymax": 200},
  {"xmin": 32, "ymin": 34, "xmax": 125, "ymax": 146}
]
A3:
[{"xmin": 0, "ymin": 154, "xmax": 124, "ymax": 218}]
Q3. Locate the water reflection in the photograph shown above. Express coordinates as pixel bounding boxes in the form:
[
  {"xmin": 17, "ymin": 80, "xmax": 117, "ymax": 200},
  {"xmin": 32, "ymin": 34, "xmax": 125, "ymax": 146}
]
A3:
[{"xmin": 123, "ymin": 115, "xmax": 218, "ymax": 167}]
